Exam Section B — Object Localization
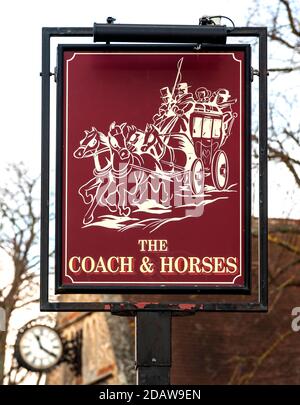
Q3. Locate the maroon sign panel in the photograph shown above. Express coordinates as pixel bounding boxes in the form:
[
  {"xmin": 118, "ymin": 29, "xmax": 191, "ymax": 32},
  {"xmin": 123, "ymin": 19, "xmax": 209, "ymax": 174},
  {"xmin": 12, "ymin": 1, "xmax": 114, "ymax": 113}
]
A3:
[{"xmin": 56, "ymin": 46, "xmax": 251, "ymax": 293}]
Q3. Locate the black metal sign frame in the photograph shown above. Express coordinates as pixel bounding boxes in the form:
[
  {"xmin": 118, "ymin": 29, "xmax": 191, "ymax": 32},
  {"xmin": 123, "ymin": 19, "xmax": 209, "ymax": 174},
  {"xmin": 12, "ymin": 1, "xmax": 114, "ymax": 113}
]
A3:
[{"xmin": 40, "ymin": 24, "xmax": 268, "ymax": 314}]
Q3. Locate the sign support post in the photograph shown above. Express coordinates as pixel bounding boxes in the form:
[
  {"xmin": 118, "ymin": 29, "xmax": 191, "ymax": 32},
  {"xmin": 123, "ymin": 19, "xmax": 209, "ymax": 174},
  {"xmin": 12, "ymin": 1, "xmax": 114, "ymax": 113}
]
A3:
[{"xmin": 136, "ymin": 312, "xmax": 172, "ymax": 385}]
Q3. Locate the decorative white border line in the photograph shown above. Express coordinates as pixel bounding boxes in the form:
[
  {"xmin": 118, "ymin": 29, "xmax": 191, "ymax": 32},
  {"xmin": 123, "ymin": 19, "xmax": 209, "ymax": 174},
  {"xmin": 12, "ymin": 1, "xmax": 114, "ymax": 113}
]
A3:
[{"xmin": 64, "ymin": 52, "xmax": 243, "ymax": 286}]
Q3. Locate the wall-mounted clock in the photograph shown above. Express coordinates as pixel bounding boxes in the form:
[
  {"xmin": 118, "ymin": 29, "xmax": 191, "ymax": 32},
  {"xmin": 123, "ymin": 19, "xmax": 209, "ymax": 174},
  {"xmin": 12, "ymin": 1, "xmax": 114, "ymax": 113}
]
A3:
[{"xmin": 15, "ymin": 324, "xmax": 63, "ymax": 372}]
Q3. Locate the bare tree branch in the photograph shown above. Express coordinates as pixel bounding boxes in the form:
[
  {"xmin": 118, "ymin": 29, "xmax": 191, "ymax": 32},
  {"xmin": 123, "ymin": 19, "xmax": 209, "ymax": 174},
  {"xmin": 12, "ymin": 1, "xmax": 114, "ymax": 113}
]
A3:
[
  {"xmin": 0, "ymin": 163, "xmax": 42, "ymax": 384},
  {"xmin": 280, "ymin": 0, "xmax": 300, "ymax": 36},
  {"xmin": 268, "ymin": 233, "xmax": 300, "ymax": 255},
  {"xmin": 268, "ymin": 66, "xmax": 300, "ymax": 72},
  {"xmin": 228, "ymin": 330, "xmax": 293, "ymax": 384},
  {"xmin": 269, "ymin": 32, "xmax": 296, "ymax": 49},
  {"xmin": 14, "ymin": 298, "xmax": 39, "ymax": 310}
]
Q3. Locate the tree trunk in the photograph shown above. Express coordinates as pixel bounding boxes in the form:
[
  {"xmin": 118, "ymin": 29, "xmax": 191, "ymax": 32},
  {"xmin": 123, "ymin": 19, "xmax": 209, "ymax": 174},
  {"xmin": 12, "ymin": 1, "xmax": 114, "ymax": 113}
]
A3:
[{"xmin": 0, "ymin": 330, "xmax": 7, "ymax": 384}]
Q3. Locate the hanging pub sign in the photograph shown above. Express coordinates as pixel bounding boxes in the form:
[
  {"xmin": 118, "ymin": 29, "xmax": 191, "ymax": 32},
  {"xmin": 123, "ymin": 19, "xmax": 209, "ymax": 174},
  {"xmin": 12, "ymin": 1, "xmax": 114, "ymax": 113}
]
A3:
[{"xmin": 55, "ymin": 44, "xmax": 251, "ymax": 293}]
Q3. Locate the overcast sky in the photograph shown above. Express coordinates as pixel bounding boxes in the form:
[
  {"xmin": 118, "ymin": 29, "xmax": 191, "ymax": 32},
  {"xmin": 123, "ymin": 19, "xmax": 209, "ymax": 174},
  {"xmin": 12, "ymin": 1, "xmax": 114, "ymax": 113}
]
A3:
[{"xmin": 0, "ymin": 0, "xmax": 299, "ymax": 219}]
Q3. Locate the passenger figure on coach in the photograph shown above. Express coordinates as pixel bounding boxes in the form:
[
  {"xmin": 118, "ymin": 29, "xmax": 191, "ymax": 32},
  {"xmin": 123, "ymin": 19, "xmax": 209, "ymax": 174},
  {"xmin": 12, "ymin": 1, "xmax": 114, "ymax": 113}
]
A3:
[
  {"xmin": 152, "ymin": 86, "xmax": 175, "ymax": 132},
  {"xmin": 171, "ymin": 82, "xmax": 195, "ymax": 138}
]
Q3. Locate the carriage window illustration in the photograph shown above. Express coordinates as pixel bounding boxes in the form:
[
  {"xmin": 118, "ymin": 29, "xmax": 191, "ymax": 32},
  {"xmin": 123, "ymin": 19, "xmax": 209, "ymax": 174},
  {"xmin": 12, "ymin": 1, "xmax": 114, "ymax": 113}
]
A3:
[
  {"xmin": 192, "ymin": 117, "xmax": 203, "ymax": 138},
  {"xmin": 201, "ymin": 117, "xmax": 213, "ymax": 139},
  {"xmin": 212, "ymin": 119, "xmax": 222, "ymax": 139}
]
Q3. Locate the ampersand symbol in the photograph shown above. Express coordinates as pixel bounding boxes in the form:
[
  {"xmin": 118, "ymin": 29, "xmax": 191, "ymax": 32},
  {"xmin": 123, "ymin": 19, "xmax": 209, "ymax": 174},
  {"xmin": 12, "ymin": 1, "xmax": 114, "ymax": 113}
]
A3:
[{"xmin": 140, "ymin": 256, "xmax": 154, "ymax": 273}]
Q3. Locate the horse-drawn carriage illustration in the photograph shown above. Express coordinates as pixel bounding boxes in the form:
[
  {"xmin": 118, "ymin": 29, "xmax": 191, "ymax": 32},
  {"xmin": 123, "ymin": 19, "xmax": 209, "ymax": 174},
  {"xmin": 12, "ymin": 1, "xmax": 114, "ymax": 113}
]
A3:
[
  {"xmin": 190, "ymin": 90, "xmax": 238, "ymax": 190},
  {"xmin": 73, "ymin": 57, "xmax": 238, "ymax": 229}
]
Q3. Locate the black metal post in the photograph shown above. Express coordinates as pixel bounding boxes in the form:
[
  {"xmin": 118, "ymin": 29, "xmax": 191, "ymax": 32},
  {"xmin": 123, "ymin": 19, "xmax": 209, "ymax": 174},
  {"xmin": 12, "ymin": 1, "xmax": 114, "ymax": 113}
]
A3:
[
  {"xmin": 136, "ymin": 311, "xmax": 172, "ymax": 385},
  {"xmin": 258, "ymin": 28, "xmax": 268, "ymax": 310}
]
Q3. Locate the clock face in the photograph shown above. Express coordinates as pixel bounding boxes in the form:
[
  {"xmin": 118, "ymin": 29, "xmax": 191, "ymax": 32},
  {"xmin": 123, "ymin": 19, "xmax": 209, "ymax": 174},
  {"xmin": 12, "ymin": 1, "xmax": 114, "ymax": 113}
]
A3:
[{"xmin": 17, "ymin": 325, "xmax": 63, "ymax": 372}]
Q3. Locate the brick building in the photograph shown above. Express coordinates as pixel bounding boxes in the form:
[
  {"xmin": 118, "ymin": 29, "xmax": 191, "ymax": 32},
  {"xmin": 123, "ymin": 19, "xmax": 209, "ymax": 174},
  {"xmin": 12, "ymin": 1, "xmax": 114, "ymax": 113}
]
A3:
[{"xmin": 46, "ymin": 295, "xmax": 135, "ymax": 385}]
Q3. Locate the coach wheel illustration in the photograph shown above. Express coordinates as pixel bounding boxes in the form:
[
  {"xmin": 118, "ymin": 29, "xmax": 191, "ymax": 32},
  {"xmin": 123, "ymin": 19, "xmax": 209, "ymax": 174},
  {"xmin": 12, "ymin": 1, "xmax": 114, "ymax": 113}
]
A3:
[
  {"xmin": 211, "ymin": 150, "xmax": 229, "ymax": 190},
  {"xmin": 190, "ymin": 158, "xmax": 204, "ymax": 195}
]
